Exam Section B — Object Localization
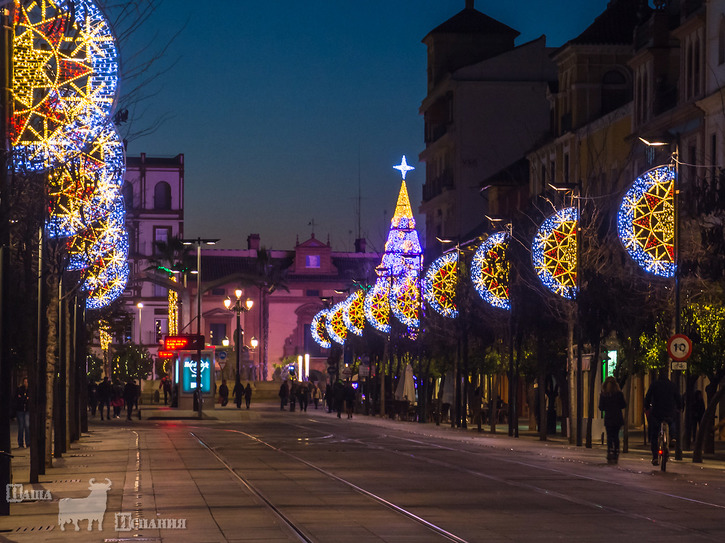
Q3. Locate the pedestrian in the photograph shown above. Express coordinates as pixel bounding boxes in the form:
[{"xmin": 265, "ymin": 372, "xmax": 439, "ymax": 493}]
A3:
[
  {"xmin": 298, "ymin": 384, "xmax": 309, "ymax": 412},
  {"xmin": 233, "ymin": 377, "xmax": 244, "ymax": 409},
  {"xmin": 15, "ymin": 378, "xmax": 30, "ymax": 449},
  {"xmin": 325, "ymin": 383, "xmax": 333, "ymax": 413},
  {"xmin": 278, "ymin": 381, "xmax": 288, "ymax": 410},
  {"xmin": 219, "ymin": 379, "xmax": 229, "ymax": 407},
  {"xmin": 333, "ymin": 380, "xmax": 345, "ymax": 418},
  {"xmin": 598, "ymin": 376, "xmax": 626, "ymax": 464},
  {"xmin": 311, "ymin": 384, "xmax": 320, "ymax": 409},
  {"xmin": 244, "ymin": 383, "xmax": 252, "ymax": 409},
  {"xmin": 689, "ymin": 389, "xmax": 706, "ymax": 442},
  {"xmin": 644, "ymin": 369, "xmax": 682, "ymax": 466},
  {"xmin": 160, "ymin": 375, "xmax": 172, "ymax": 405},
  {"xmin": 344, "ymin": 382, "xmax": 356, "ymax": 419},
  {"xmin": 87, "ymin": 380, "xmax": 98, "ymax": 417},
  {"xmin": 124, "ymin": 379, "xmax": 137, "ymax": 421},
  {"xmin": 97, "ymin": 376, "xmax": 111, "ymax": 420},
  {"xmin": 289, "ymin": 383, "xmax": 297, "ymax": 412},
  {"xmin": 112, "ymin": 378, "xmax": 124, "ymax": 418}
]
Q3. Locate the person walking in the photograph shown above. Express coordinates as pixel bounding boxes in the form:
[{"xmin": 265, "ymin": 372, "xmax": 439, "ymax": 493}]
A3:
[
  {"xmin": 87, "ymin": 380, "xmax": 98, "ymax": 417},
  {"xmin": 333, "ymin": 380, "xmax": 345, "ymax": 418},
  {"xmin": 344, "ymin": 382, "xmax": 356, "ymax": 419},
  {"xmin": 124, "ymin": 379, "xmax": 138, "ymax": 421},
  {"xmin": 298, "ymin": 384, "xmax": 309, "ymax": 412},
  {"xmin": 15, "ymin": 378, "xmax": 30, "ymax": 449},
  {"xmin": 244, "ymin": 383, "xmax": 252, "ymax": 409},
  {"xmin": 311, "ymin": 384, "xmax": 320, "ymax": 409},
  {"xmin": 233, "ymin": 377, "xmax": 244, "ymax": 409},
  {"xmin": 598, "ymin": 376, "xmax": 626, "ymax": 464},
  {"xmin": 97, "ymin": 376, "xmax": 111, "ymax": 420},
  {"xmin": 219, "ymin": 379, "xmax": 229, "ymax": 407},
  {"xmin": 278, "ymin": 381, "xmax": 288, "ymax": 410},
  {"xmin": 160, "ymin": 375, "xmax": 172, "ymax": 406},
  {"xmin": 112, "ymin": 378, "xmax": 124, "ymax": 419}
]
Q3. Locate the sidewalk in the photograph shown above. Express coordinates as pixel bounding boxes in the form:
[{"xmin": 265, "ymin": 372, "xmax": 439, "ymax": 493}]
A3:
[{"xmin": 1, "ymin": 400, "xmax": 723, "ymax": 542}]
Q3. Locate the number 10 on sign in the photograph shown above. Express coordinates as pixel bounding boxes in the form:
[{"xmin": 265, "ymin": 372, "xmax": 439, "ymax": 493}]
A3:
[{"xmin": 667, "ymin": 334, "xmax": 692, "ymax": 362}]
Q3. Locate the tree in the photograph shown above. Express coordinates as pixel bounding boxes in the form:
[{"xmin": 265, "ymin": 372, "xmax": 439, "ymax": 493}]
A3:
[{"xmin": 112, "ymin": 343, "xmax": 154, "ymax": 383}]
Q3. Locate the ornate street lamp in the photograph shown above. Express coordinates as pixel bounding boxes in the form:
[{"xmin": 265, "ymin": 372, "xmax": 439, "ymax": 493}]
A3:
[{"xmin": 224, "ymin": 289, "xmax": 254, "ymax": 379}]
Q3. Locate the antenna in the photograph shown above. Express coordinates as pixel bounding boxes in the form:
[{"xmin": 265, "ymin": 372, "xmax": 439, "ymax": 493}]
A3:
[{"xmin": 357, "ymin": 148, "xmax": 362, "ymax": 241}]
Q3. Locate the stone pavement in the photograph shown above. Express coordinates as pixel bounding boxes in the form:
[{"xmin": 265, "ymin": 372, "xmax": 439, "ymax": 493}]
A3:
[{"xmin": 1, "ymin": 401, "xmax": 723, "ymax": 542}]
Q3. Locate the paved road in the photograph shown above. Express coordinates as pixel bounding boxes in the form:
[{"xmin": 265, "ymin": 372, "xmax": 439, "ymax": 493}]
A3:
[{"xmin": 2, "ymin": 404, "xmax": 725, "ymax": 542}]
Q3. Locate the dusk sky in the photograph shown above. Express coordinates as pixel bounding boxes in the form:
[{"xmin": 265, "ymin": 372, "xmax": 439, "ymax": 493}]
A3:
[{"xmin": 123, "ymin": 0, "xmax": 610, "ymax": 251}]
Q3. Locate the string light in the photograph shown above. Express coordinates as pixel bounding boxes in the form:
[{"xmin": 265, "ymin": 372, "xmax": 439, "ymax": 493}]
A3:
[
  {"xmin": 617, "ymin": 165, "xmax": 675, "ymax": 278},
  {"xmin": 423, "ymin": 251, "xmax": 458, "ymax": 318},
  {"xmin": 532, "ymin": 207, "xmax": 578, "ymax": 299},
  {"xmin": 342, "ymin": 290, "xmax": 365, "ymax": 336},
  {"xmin": 12, "ymin": 0, "xmax": 128, "ymax": 308},
  {"xmin": 364, "ymin": 278, "xmax": 391, "ymax": 333},
  {"xmin": 326, "ymin": 302, "xmax": 348, "ymax": 345},
  {"xmin": 311, "ymin": 309, "xmax": 332, "ymax": 349},
  {"xmin": 471, "ymin": 231, "xmax": 510, "ymax": 310}
]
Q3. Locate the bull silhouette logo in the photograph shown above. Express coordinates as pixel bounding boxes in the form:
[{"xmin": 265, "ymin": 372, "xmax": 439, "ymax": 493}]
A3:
[{"xmin": 58, "ymin": 478, "xmax": 112, "ymax": 531}]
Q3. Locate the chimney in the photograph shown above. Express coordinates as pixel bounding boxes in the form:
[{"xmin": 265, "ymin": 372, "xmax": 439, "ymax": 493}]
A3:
[
  {"xmin": 354, "ymin": 238, "xmax": 367, "ymax": 253},
  {"xmin": 247, "ymin": 233, "xmax": 260, "ymax": 251}
]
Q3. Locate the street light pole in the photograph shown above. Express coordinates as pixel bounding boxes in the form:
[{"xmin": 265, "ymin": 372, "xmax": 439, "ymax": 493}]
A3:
[
  {"xmin": 224, "ymin": 289, "xmax": 254, "ymax": 382},
  {"xmin": 182, "ymin": 237, "xmax": 219, "ymax": 418}
]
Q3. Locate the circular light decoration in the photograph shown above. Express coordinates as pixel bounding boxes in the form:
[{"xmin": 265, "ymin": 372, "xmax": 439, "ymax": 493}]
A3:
[
  {"xmin": 343, "ymin": 290, "xmax": 365, "ymax": 336},
  {"xmin": 364, "ymin": 279, "xmax": 390, "ymax": 333},
  {"xmin": 391, "ymin": 274, "xmax": 421, "ymax": 328},
  {"xmin": 326, "ymin": 302, "xmax": 348, "ymax": 345},
  {"xmin": 471, "ymin": 232, "xmax": 510, "ymax": 310},
  {"xmin": 532, "ymin": 207, "xmax": 578, "ymax": 299},
  {"xmin": 617, "ymin": 165, "xmax": 675, "ymax": 278},
  {"xmin": 423, "ymin": 251, "xmax": 458, "ymax": 318},
  {"xmin": 12, "ymin": 0, "xmax": 129, "ymax": 309},
  {"xmin": 311, "ymin": 310, "xmax": 332, "ymax": 349}
]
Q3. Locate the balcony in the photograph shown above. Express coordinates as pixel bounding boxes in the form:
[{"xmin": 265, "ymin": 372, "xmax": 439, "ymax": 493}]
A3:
[{"xmin": 422, "ymin": 171, "xmax": 453, "ymax": 202}]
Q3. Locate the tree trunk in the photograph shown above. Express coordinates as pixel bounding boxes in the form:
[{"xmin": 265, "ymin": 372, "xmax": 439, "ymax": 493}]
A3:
[
  {"xmin": 692, "ymin": 376, "xmax": 725, "ymax": 463},
  {"xmin": 567, "ymin": 316, "xmax": 576, "ymax": 444},
  {"xmin": 45, "ymin": 272, "xmax": 58, "ymax": 467}
]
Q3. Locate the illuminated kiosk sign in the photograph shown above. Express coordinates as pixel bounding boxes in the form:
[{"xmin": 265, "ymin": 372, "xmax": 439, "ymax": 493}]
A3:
[{"xmin": 178, "ymin": 350, "xmax": 214, "ymax": 395}]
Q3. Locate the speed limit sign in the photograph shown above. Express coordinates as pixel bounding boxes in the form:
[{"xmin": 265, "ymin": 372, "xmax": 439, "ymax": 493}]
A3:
[{"xmin": 667, "ymin": 334, "xmax": 692, "ymax": 362}]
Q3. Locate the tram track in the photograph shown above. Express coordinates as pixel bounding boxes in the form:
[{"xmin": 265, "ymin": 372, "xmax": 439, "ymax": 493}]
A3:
[{"xmin": 188, "ymin": 420, "xmax": 724, "ymax": 542}]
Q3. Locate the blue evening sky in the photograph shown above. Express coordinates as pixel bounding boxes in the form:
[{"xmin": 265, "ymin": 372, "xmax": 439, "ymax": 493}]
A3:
[{"xmin": 123, "ymin": 0, "xmax": 610, "ymax": 251}]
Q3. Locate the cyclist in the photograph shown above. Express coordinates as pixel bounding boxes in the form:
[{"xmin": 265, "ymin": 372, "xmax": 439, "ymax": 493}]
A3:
[{"xmin": 644, "ymin": 368, "xmax": 682, "ymax": 466}]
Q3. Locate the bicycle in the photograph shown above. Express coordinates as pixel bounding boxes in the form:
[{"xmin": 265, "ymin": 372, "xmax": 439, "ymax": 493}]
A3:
[{"xmin": 657, "ymin": 420, "xmax": 669, "ymax": 472}]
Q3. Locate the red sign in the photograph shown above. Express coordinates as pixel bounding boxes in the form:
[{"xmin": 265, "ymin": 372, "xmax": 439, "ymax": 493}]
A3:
[
  {"xmin": 164, "ymin": 334, "xmax": 205, "ymax": 351},
  {"xmin": 667, "ymin": 334, "xmax": 692, "ymax": 362},
  {"xmin": 158, "ymin": 350, "xmax": 175, "ymax": 359}
]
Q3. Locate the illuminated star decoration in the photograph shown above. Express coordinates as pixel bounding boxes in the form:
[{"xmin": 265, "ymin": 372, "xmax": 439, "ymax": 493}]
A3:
[
  {"xmin": 423, "ymin": 251, "xmax": 458, "ymax": 318},
  {"xmin": 532, "ymin": 207, "xmax": 578, "ymax": 299},
  {"xmin": 617, "ymin": 165, "xmax": 675, "ymax": 278},
  {"xmin": 343, "ymin": 290, "xmax": 366, "ymax": 336},
  {"xmin": 12, "ymin": 0, "xmax": 129, "ymax": 309},
  {"xmin": 311, "ymin": 310, "xmax": 332, "ymax": 349},
  {"xmin": 471, "ymin": 231, "xmax": 510, "ymax": 310},
  {"xmin": 393, "ymin": 155, "xmax": 415, "ymax": 180},
  {"xmin": 326, "ymin": 302, "xmax": 348, "ymax": 345}
]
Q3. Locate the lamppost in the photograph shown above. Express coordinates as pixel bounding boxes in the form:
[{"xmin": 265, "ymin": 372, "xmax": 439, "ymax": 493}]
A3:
[
  {"xmin": 181, "ymin": 237, "xmax": 219, "ymax": 418},
  {"xmin": 136, "ymin": 302, "xmax": 143, "ymax": 345},
  {"xmin": 224, "ymin": 289, "xmax": 253, "ymax": 380},
  {"xmin": 250, "ymin": 336, "xmax": 258, "ymax": 380}
]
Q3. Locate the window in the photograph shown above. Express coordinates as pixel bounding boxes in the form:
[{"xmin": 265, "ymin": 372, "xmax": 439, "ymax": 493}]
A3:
[
  {"xmin": 154, "ymin": 284, "xmax": 167, "ymax": 297},
  {"xmin": 601, "ymin": 70, "xmax": 629, "ymax": 114},
  {"xmin": 209, "ymin": 323, "xmax": 227, "ymax": 346},
  {"xmin": 306, "ymin": 255, "xmax": 320, "ymax": 268},
  {"xmin": 153, "ymin": 227, "xmax": 170, "ymax": 255},
  {"xmin": 211, "ymin": 288, "xmax": 226, "ymax": 296},
  {"xmin": 153, "ymin": 181, "xmax": 172, "ymax": 210},
  {"xmin": 306, "ymin": 289, "xmax": 320, "ymax": 297}
]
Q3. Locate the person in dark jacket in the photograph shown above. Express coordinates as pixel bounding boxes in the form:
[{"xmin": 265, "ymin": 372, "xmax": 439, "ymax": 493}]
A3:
[
  {"xmin": 244, "ymin": 383, "xmax": 253, "ymax": 409},
  {"xmin": 233, "ymin": 378, "xmax": 244, "ymax": 409},
  {"xmin": 278, "ymin": 381, "xmax": 288, "ymax": 410},
  {"xmin": 97, "ymin": 376, "xmax": 111, "ymax": 420},
  {"xmin": 218, "ymin": 379, "xmax": 229, "ymax": 407},
  {"xmin": 333, "ymin": 380, "xmax": 345, "ymax": 418},
  {"xmin": 124, "ymin": 379, "xmax": 138, "ymax": 421},
  {"xmin": 15, "ymin": 378, "xmax": 30, "ymax": 448},
  {"xmin": 598, "ymin": 376, "xmax": 627, "ymax": 463},
  {"xmin": 644, "ymin": 369, "xmax": 682, "ymax": 465},
  {"xmin": 87, "ymin": 380, "xmax": 98, "ymax": 417}
]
